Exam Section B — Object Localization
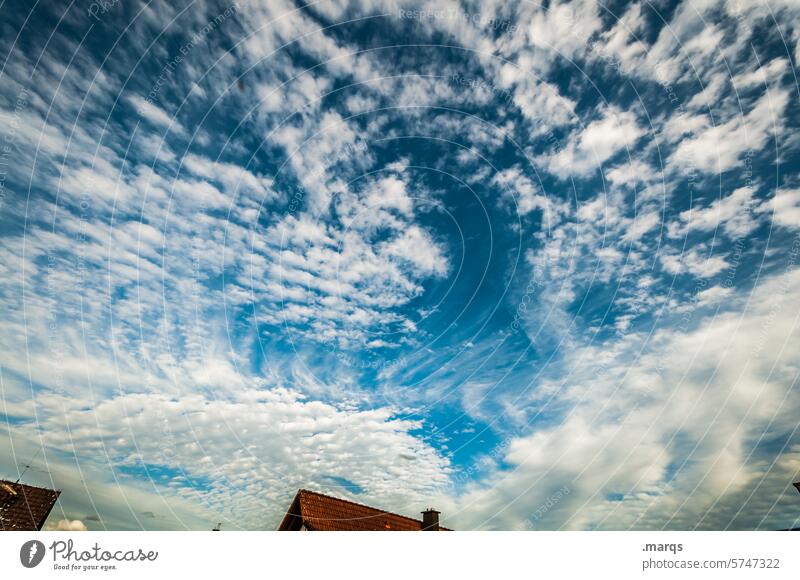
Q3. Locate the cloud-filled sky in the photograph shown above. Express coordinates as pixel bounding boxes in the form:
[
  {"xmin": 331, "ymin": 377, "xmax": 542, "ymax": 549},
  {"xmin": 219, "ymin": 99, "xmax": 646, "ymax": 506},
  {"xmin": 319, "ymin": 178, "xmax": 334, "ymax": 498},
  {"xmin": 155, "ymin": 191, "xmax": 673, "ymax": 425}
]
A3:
[{"xmin": 1, "ymin": 0, "xmax": 800, "ymax": 530}]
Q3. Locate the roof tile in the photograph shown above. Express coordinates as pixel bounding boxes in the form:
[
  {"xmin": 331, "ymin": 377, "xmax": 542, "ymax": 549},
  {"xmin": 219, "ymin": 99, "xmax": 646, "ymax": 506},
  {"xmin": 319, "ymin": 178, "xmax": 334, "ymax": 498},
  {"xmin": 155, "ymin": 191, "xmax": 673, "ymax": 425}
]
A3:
[
  {"xmin": 0, "ymin": 480, "xmax": 60, "ymax": 531},
  {"xmin": 278, "ymin": 489, "xmax": 450, "ymax": 531}
]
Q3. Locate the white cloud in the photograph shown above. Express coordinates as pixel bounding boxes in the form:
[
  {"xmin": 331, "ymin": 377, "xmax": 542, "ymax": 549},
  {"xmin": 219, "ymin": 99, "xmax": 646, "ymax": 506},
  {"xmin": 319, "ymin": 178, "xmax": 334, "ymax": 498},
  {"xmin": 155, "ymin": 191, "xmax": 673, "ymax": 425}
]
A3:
[
  {"xmin": 272, "ymin": 111, "xmax": 370, "ymax": 214},
  {"xmin": 622, "ymin": 211, "xmax": 660, "ymax": 242},
  {"xmin": 258, "ymin": 73, "xmax": 332, "ymax": 115},
  {"xmin": 382, "ymin": 226, "xmax": 449, "ymax": 277},
  {"xmin": 363, "ymin": 175, "xmax": 413, "ymax": 217},
  {"xmin": 128, "ymin": 95, "xmax": 186, "ymax": 135},
  {"xmin": 492, "ymin": 165, "xmax": 567, "ymax": 223},
  {"xmin": 587, "ymin": 2, "xmax": 648, "ymax": 76},
  {"xmin": 795, "ymin": 27, "xmax": 800, "ymax": 69},
  {"xmin": 44, "ymin": 519, "xmax": 88, "ymax": 531},
  {"xmin": 686, "ymin": 72, "xmax": 728, "ymax": 111},
  {"xmin": 669, "ymin": 89, "xmax": 790, "ymax": 174},
  {"xmin": 526, "ymin": 0, "xmax": 603, "ymax": 61},
  {"xmin": 447, "ymin": 268, "xmax": 800, "ymax": 530},
  {"xmin": 495, "ymin": 65, "xmax": 577, "ymax": 129},
  {"xmin": 541, "ymin": 108, "xmax": 645, "ymax": 178},
  {"xmin": 762, "ymin": 188, "xmax": 800, "ymax": 229},
  {"xmin": 694, "ymin": 284, "xmax": 733, "ymax": 307},
  {"xmin": 643, "ymin": 4, "xmax": 730, "ymax": 85},
  {"xmin": 732, "ymin": 58, "xmax": 789, "ymax": 90},
  {"xmin": 606, "ymin": 160, "xmax": 656, "ymax": 188},
  {"xmin": 17, "ymin": 386, "xmax": 452, "ymax": 530},
  {"xmin": 661, "ymin": 248, "xmax": 729, "ymax": 279},
  {"xmin": 181, "ymin": 153, "xmax": 278, "ymax": 210},
  {"xmin": 250, "ymin": 171, "xmax": 449, "ymax": 347},
  {"xmin": 672, "ymin": 187, "xmax": 761, "ymax": 238}
]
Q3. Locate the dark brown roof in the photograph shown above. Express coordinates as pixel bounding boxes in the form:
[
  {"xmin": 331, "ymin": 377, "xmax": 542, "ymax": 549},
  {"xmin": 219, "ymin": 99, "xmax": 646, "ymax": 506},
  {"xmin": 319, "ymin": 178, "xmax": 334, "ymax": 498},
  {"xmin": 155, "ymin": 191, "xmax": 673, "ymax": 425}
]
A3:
[
  {"xmin": 0, "ymin": 480, "xmax": 60, "ymax": 531},
  {"xmin": 278, "ymin": 489, "xmax": 451, "ymax": 531}
]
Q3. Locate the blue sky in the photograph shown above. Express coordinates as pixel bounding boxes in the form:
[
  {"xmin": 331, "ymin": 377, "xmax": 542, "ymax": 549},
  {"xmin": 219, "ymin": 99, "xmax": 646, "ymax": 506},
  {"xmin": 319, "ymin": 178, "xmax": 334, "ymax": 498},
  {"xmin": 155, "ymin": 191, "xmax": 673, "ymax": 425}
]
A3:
[{"xmin": 1, "ymin": 0, "xmax": 800, "ymax": 530}]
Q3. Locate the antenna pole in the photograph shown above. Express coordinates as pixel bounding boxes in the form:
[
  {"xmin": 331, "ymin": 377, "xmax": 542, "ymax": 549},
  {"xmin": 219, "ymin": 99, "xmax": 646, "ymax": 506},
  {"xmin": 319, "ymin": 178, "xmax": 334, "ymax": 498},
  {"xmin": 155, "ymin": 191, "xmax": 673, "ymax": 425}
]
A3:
[{"xmin": 15, "ymin": 446, "xmax": 44, "ymax": 483}]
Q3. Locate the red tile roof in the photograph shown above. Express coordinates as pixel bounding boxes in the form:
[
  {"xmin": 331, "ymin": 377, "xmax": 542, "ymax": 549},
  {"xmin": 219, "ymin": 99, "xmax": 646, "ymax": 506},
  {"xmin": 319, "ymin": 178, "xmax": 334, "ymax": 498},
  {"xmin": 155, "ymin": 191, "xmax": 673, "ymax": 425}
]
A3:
[
  {"xmin": 278, "ymin": 489, "xmax": 451, "ymax": 531},
  {"xmin": 0, "ymin": 480, "xmax": 60, "ymax": 531}
]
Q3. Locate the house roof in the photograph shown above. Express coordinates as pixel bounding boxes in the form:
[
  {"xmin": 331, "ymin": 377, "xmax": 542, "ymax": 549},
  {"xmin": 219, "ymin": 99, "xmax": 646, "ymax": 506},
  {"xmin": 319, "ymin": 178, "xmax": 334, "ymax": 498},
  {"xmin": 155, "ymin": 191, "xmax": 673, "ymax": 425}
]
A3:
[
  {"xmin": 0, "ymin": 480, "xmax": 60, "ymax": 531},
  {"xmin": 278, "ymin": 489, "xmax": 451, "ymax": 531}
]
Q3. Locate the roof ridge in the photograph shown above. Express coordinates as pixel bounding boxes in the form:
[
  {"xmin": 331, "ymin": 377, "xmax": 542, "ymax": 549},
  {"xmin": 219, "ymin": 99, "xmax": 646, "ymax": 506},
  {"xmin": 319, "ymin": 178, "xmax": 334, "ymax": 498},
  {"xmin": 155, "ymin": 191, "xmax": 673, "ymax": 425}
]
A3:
[
  {"xmin": 297, "ymin": 488, "xmax": 425, "ymax": 524},
  {"xmin": 1, "ymin": 480, "xmax": 61, "ymax": 493}
]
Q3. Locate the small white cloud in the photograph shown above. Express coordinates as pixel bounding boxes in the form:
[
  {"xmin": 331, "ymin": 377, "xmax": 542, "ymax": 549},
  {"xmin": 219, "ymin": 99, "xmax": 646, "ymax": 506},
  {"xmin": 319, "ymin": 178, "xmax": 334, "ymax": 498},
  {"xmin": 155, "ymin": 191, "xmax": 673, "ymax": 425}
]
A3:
[
  {"xmin": 622, "ymin": 211, "xmax": 660, "ymax": 242},
  {"xmin": 365, "ymin": 175, "xmax": 413, "ymax": 217},
  {"xmin": 382, "ymin": 226, "xmax": 449, "ymax": 278},
  {"xmin": 732, "ymin": 58, "xmax": 788, "ymax": 89},
  {"xmin": 492, "ymin": 165, "xmax": 566, "ymax": 222},
  {"xmin": 661, "ymin": 248, "xmax": 728, "ymax": 279},
  {"xmin": 672, "ymin": 187, "xmax": 760, "ymax": 238},
  {"xmin": 128, "ymin": 95, "xmax": 185, "ymax": 135},
  {"xmin": 606, "ymin": 160, "xmax": 655, "ymax": 188},
  {"xmin": 542, "ymin": 108, "xmax": 645, "ymax": 178},
  {"xmin": 526, "ymin": 0, "xmax": 603, "ymax": 60},
  {"xmin": 45, "ymin": 519, "xmax": 88, "ymax": 531},
  {"xmin": 761, "ymin": 188, "xmax": 800, "ymax": 229},
  {"xmin": 669, "ymin": 89, "xmax": 789, "ymax": 174}
]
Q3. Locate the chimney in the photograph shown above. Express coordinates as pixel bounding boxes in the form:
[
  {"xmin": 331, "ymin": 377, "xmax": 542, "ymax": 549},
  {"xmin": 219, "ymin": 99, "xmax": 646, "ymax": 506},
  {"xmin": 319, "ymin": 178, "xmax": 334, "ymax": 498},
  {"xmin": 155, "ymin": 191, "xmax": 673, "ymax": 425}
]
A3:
[{"xmin": 421, "ymin": 508, "xmax": 440, "ymax": 531}]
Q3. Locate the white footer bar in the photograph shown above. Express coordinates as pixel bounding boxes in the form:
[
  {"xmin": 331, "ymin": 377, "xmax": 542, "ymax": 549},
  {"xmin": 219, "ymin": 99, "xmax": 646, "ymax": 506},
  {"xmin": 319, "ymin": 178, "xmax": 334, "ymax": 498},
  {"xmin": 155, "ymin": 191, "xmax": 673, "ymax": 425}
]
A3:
[{"xmin": 0, "ymin": 531, "xmax": 796, "ymax": 579}]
